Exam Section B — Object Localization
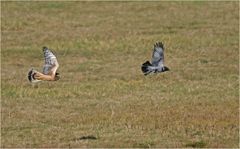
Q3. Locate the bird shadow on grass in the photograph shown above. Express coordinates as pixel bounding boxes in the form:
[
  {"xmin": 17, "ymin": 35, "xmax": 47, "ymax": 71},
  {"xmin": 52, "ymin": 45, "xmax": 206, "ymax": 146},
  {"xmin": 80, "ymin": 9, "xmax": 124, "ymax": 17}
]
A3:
[{"xmin": 73, "ymin": 135, "xmax": 98, "ymax": 141}]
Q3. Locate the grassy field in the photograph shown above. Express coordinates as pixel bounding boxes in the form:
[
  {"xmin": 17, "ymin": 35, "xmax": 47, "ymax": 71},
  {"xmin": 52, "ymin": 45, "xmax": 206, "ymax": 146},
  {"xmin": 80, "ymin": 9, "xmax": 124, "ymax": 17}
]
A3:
[{"xmin": 1, "ymin": 1, "xmax": 239, "ymax": 148}]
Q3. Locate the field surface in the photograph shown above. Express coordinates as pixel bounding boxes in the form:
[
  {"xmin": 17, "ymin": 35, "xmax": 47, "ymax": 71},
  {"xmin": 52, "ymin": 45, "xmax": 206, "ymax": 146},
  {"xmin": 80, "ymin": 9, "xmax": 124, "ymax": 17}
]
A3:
[{"xmin": 1, "ymin": 1, "xmax": 239, "ymax": 148}]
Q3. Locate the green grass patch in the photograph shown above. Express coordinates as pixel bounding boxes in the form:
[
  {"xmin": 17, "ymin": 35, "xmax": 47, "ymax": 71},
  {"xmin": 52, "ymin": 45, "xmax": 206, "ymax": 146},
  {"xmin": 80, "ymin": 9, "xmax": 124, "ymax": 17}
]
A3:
[{"xmin": 185, "ymin": 140, "xmax": 207, "ymax": 148}]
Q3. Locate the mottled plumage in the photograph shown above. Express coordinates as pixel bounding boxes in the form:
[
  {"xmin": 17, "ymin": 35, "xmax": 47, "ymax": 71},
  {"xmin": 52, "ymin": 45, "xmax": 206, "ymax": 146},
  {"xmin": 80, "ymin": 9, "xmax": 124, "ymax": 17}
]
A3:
[
  {"xmin": 28, "ymin": 47, "xmax": 60, "ymax": 83},
  {"xmin": 42, "ymin": 47, "xmax": 57, "ymax": 75}
]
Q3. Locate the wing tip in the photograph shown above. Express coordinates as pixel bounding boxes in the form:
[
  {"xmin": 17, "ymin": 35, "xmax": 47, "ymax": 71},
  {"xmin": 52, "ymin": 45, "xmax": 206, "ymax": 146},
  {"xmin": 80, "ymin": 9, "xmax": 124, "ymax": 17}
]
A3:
[
  {"xmin": 42, "ymin": 46, "xmax": 48, "ymax": 51},
  {"xmin": 154, "ymin": 41, "xmax": 164, "ymax": 49}
]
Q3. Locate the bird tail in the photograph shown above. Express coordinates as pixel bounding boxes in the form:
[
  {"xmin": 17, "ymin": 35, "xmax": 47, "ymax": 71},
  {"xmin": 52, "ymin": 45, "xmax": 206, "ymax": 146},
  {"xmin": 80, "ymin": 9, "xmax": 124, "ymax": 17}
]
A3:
[
  {"xmin": 141, "ymin": 61, "xmax": 153, "ymax": 75},
  {"xmin": 28, "ymin": 68, "xmax": 41, "ymax": 83}
]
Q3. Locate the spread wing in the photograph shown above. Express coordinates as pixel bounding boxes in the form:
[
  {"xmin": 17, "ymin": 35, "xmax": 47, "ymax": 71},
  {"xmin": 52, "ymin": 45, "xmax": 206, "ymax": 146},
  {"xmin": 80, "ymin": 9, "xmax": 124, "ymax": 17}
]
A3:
[
  {"xmin": 42, "ymin": 47, "xmax": 58, "ymax": 75},
  {"xmin": 151, "ymin": 42, "xmax": 164, "ymax": 67}
]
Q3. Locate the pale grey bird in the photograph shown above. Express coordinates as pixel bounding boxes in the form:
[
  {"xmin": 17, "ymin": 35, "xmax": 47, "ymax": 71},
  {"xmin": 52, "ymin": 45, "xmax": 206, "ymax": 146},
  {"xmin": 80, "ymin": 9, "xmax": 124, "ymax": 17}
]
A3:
[{"xmin": 141, "ymin": 42, "xmax": 170, "ymax": 75}]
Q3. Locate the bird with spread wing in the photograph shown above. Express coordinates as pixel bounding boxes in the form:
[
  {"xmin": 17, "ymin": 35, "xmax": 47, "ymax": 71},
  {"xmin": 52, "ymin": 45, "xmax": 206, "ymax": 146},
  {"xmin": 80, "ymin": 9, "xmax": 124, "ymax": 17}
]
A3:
[
  {"xmin": 28, "ymin": 47, "xmax": 60, "ymax": 83},
  {"xmin": 141, "ymin": 42, "xmax": 170, "ymax": 75}
]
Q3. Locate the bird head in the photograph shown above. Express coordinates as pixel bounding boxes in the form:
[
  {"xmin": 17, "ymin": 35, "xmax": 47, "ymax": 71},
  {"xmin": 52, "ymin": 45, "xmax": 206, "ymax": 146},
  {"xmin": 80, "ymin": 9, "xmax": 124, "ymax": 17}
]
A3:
[
  {"xmin": 163, "ymin": 66, "xmax": 170, "ymax": 72},
  {"xmin": 54, "ymin": 72, "xmax": 60, "ymax": 81}
]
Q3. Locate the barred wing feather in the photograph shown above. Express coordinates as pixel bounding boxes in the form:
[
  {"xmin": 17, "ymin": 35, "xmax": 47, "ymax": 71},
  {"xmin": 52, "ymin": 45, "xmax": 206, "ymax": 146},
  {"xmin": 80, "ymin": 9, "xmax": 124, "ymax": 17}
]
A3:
[{"xmin": 42, "ymin": 47, "xmax": 57, "ymax": 75}]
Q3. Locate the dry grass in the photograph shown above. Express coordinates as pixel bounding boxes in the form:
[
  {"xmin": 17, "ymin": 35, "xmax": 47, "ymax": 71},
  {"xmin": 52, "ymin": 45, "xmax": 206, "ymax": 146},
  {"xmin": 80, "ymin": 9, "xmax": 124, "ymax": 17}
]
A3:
[{"xmin": 1, "ymin": 1, "xmax": 239, "ymax": 148}]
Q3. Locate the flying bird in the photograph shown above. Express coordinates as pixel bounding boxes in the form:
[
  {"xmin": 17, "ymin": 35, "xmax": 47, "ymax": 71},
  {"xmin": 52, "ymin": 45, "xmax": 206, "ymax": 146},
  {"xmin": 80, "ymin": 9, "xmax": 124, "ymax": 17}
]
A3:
[
  {"xmin": 28, "ymin": 47, "xmax": 60, "ymax": 83},
  {"xmin": 141, "ymin": 42, "xmax": 170, "ymax": 75}
]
